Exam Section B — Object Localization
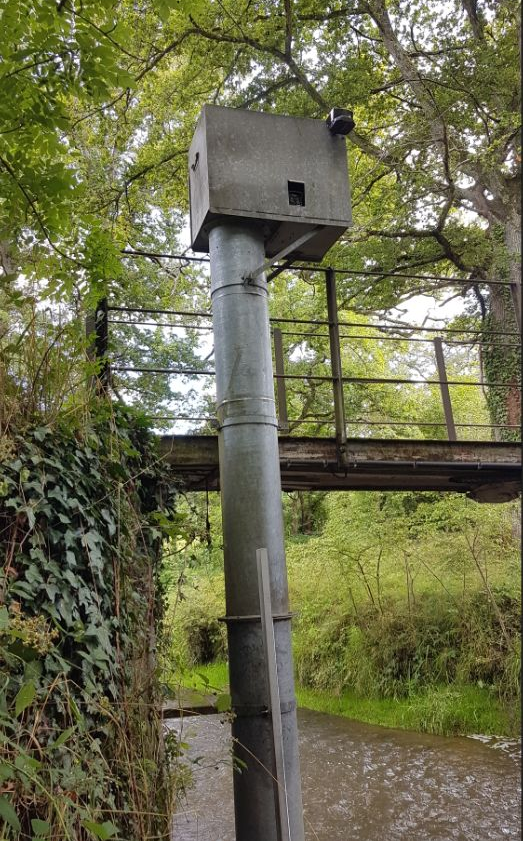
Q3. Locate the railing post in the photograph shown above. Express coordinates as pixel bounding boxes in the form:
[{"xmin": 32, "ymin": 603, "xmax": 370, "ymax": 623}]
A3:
[
  {"xmin": 326, "ymin": 269, "xmax": 347, "ymax": 460},
  {"xmin": 509, "ymin": 282, "xmax": 521, "ymax": 334},
  {"xmin": 273, "ymin": 328, "xmax": 289, "ymax": 432},
  {"xmin": 86, "ymin": 297, "xmax": 109, "ymax": 394},
  {"xmin": 434, "ymin": 337, "xmax": 457, "ymax": 441}
]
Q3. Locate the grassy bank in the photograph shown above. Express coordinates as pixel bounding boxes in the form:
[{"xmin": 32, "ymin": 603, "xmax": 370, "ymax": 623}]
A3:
[
  {"xmin": 164, "ymin": 492, "xmax": 520, "ymax": 739},
  {"xmin": 175, "ymin": 661, "xmax": 519, "ymax": 737}
]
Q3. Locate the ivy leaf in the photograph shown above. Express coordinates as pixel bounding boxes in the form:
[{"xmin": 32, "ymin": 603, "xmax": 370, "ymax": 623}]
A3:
[
  {"xmin": 31, "ymin": 818, "xmax": 51, "ymax": 836},
  {"xmin": 0, "ymin": 763, "xmax": 14, "ymax": 782},
  {"xmin": 49, "ymin": 726, "xmax": 75, "ymax": 749},
  {"xmin": 20, "ymin": 505, "xmax": 36, "ymax": 529},
  {"xmin": 15, "ymin": 753, "xmax": 42, "ymax": 773},
  {"xmin": 33, "ymin": 427, "xmax": 50, "ymax": 442},
  {"xmin": 216, "ymin": 693, "xmax": 231, "ymax": 713},
  {"xmin": 15, "ymin": 680, "xmax": 36, "ymax": 716},
  {"xmin": 82, "ymin": 820, "xmax": 118, "ymax": 839},
  {"xmin": 0, "ymin": 606, "xmax": 8, "ymax": 631},
  {"xmin": 0, "ymin": 795, "xmax": 20, "ymax": 831}
]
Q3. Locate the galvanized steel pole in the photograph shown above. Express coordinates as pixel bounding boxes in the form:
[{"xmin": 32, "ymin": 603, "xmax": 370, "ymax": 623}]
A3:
[{"xmin": 209, "ymin": 222, "xmax": 305, "ymax": 841}]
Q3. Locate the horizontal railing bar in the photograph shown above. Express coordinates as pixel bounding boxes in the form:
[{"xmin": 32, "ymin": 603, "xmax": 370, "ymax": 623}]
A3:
[
  {"xmin": 270, "ymin": 316, "xmax": 519, "ymax": 337},
  {"xmin": 145, "ymin": 414, "xmax": 519, "ymax": 430},
  {"xmin": 106, "ymin": 306, "xmax": 519, "ymax": 337},
  {"xmin": 108, "ymin": 305, "xmax": 212, "ymax": 317},
  {"xmin": 108, "ymin": 319, "xmax": 214, "ymax": 330},
  {"xmin": 340, "ymin": 377, "xmax": 515, "ymax": 387},
  {"xmin": 348, "ymin": 421, "xmax": 521, "ymax": 428},
  {"xmin": 121, "ymin": 249, "xmax": 211, "ymax": 263},
  {"xmin": 112, "ymin": 366, "xmax": 519, "ymax": 388},
  {"xmin": 120, "ymin": 250, "xmax": 514, "ymax": 286},
  {"xmin": 110, "ymin": 321, "xmax": 512, "ymax": 346},
  {"xmin": 273, "ymin": 329, "xmax": 521, "ymax": 348},
  {"xmin": 149, "ymin": 416, "xmax": 214, "ymax": 421},
  {"xmin": 293, "ymin": 266, "xmax": 514, "ymax": 286},
  {"xmin": 114, "ymin": 366, "xmax": 215, "ymax": 375}
]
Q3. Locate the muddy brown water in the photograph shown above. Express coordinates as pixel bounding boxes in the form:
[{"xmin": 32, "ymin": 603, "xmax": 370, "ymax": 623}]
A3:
[{"xmin": 169, "ymin": 709, "xmax": 520, "ymax": 841}]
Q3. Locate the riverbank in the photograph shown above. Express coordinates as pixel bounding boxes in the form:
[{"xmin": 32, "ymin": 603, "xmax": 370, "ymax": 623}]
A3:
[{"xmin": 175, "ymin": 661, "xmax": 520, "ymax": 737}]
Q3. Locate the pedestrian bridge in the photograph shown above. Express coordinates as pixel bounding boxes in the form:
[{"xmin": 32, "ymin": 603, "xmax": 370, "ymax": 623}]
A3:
[
  {"xmin": 159, "ymin": 434, "xmax": 521, "ymax": 502},
  {"xmin": 95, "ymin": 258, "xmax": 521, "ymax": 503}
]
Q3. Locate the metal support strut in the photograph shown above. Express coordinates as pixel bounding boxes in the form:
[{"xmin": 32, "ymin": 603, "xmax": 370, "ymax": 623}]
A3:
[
  {"xmin": 326, "ymin": 269, "xmax": 348, "ymax": 463},
  {"xmin": 434, "ymin": 337, "xmax": 457, "ymax": 441},
  {"xmin": 209, "ymin": 222, "xmax": 305, "ymax": 841},
  {"xmin": 273, "ymin": 328, "xmax": 290, "ymax": 432}
]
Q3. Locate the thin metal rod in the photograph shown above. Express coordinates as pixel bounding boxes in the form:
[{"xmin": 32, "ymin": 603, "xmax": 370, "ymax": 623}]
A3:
[
  {"xmin": 273, "ymin": 329, "xmax": 521, "ymax": 348},
  {"xmin": 121, "ymin": 249, "xmax": 210, "ymax": 263},
  {"xmin": 338, "ymin": 376, "xmax": 516, "ymax": 387},
  {"xmin": 268, "ymin": 258, "xmax": 295, "ymax": 282},
  {"xmin": 111, "ymin": 365, "xmax": 517, "ymax": 388},
  {"xmin": 244, "ymin": 228, "xmax": 320, "ymax": 282},
  {"xmin": 111, "ymin": 319, "xmax": 521, "ymax": 347},
  {"xmin": 273, "ymin": 329, "xmax": 289, "ymax": 432},
  {"xmin": 326, "ymin": 269, "xmax": 347, "ymax": 453},
  {"xmin": 120, "ymin": 249, "xmax": 515, "ymax": 286},
  {"xmin": 290, "ymin": 267, "xmax": 514, "ymax": 286},
  {"xmin": 113, "ymin": 366, "xmax": 215, "ymax": 375},
  {"xmin": 147, "ymin": 415, "xmax": 520, "ymax": 429},
  {"xmin": 434, "ymin": 338, "xmax": 457, "ymax": 441},
  {"xmin": 257, "ymin": 548, "xmax": 291, "ymax": 841},
  {"xmin": 108, "ymin": 305, "xmax": 211, "ymax": 317},
  {"xmin": 270, "ymin": 316, "xmax": 519, "ymax": 336},
  {"xmin": 107, "ymin": 305, "xmax": 519, "ymax": 337},
  {"xmin": 108, "ymin": 319, "xmax": 214, "ymax": 330}
]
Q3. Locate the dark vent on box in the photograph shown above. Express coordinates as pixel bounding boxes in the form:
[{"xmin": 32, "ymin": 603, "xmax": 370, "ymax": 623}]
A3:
[{"xmin": 288, "ymin": 181, "xmax": 305, "ymax": 206}]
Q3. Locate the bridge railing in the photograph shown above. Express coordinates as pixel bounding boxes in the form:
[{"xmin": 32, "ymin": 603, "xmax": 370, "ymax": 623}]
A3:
[{"xmin": 90, "ymin": 262, "xmax": 521, "ymax": 444}]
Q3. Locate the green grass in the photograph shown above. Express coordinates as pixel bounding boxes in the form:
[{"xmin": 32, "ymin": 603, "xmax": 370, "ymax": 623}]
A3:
[
  {"xmin": 176, "ymin": 661, "xmax": 229, "ymax": 694},
  {"xmin": 176, "ymin": 661, "xmax": 519, "ymax": 737}
]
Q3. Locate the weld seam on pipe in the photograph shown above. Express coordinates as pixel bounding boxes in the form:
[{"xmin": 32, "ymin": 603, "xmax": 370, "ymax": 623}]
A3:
[{"xmin": 211, "ymin": 284, "xmax": 267, "ymax": 298}]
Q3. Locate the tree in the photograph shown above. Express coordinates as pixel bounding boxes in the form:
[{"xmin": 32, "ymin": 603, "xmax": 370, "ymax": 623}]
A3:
[
  {"xmin": 118, "ymin": 0, "xmax": 518, "ymax": 431},
  {"xmin": 1, "ymin": 1, "xmax": 519, "ymax": 433}
]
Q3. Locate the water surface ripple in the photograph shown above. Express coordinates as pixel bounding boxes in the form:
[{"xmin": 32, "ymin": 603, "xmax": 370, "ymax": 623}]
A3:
[{"xmin": 170, "ymin": 708, "xmax": 520, "ymax": 841}]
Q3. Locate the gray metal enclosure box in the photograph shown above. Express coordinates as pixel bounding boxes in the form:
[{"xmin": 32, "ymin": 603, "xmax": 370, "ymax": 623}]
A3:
[{"xmin": 189, "ymin": 105, "xmax": 351, "ymax": 261}]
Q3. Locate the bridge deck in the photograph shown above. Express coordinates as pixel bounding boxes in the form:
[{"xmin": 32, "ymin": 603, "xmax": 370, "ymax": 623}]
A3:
[{"xmin": 160, "ymin": 436, "xmax": 521, "ymax": 502}]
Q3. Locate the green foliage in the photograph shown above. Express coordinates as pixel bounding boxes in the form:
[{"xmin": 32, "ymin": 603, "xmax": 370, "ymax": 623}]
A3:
[
  {"xmin": 169, "ymin": 488, "xmax": 520, "ymax": 737},
  {"xmin": 187, "ymin": 661, "xmax": 515, "ymax": 737},
  {"xmin": 163, "ymin": 566, "xmax": 227, "ymax": 673},
  {"xmin": 0, "ymin": 405, "xmax": 179, "ymax": 839}
]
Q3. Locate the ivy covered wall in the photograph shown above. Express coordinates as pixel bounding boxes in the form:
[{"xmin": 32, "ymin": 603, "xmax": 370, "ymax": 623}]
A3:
[{"xmin": 0, "ymin": 405, "xmax": 178, "ymax": 840}]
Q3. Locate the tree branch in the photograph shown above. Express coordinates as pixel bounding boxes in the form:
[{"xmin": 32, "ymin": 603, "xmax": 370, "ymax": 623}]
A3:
[
  {"xmin": 461, "ymin": 0, "xmax": 485, "ymax": 40},
  {"xmin": 0, "ymin": 156, "xmax": 84, "ymax": 268}
]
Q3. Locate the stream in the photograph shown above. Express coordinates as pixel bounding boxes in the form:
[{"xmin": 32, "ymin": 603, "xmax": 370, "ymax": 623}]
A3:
[{"xmin": 169, "ymin": 709, "xmax": 521, "ymax": 841}]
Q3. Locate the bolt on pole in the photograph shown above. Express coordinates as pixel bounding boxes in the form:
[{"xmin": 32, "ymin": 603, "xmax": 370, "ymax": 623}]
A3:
[{"xmin": 209, "ymin": 222, "xmax": 305, "ymax": 841}]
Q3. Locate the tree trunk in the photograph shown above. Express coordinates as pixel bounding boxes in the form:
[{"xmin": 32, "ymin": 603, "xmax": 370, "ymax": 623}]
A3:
[{"xmin": 483, "ymin": 210, "xmax": 521, "ymax": 440}]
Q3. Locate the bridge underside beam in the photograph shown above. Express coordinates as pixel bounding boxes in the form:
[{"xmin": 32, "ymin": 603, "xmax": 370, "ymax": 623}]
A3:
[{"xmin": 159, "ymin": 436, "xmax": 521, "ymax": 502}]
